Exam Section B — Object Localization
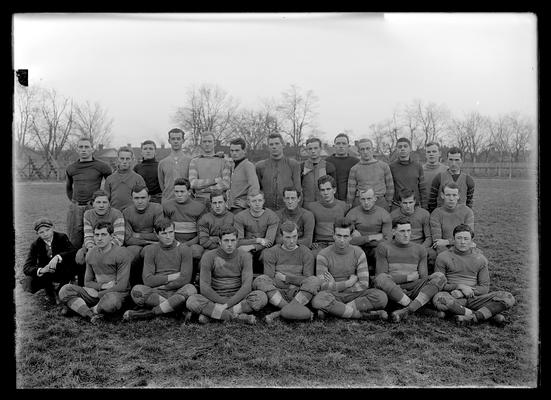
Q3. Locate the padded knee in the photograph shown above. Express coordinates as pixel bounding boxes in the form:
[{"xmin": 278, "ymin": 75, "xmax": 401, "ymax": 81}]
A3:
[
  {"xmin": 311, "ymin": 291, "xmax": 335, "ymax": 310},
  {"xmin": 186, "ymin": 294, "xmax": 204, "ymax": 313},
  {"xmin": 176, "ymin": 283, "xmax": 197, "ymax": 298},
  {"xmin": 247, "ymin": 290, "xmax": 268, "ymax": 311},
  {"xmin": 432, "ymin": 291, "xmax": 454, "ymax": 310},
  {"xmin": 300, "ymin": 276, "xmax": 322, "ymax": 296},
  {"xmin": 366, "ymin": 288, "xmax": 388, "ymax": 309},
  {"xmin": 130, "ymin": 285, "xmax": 150, "ymax": 306},
  {"xmin": 428, "ymin": 272, "xmax": 447, "ymax": 290},
  {"xmin": 99, "ymin": 293, "xmax": 122, "ymax": 314},
  {"xmin": 373, "ymin": 273, "xmax": 394, "ymax": 291},
  {"xmin": 58, "ymin": 284, "xmax": 77, "ymax": 301},
  {"xmin": 493, "ymin": 291, "xmax": 516, "ymax": 308},
  {"xmin": 252, "ymin": 274, "xmax": 276, "ymax": 292}
]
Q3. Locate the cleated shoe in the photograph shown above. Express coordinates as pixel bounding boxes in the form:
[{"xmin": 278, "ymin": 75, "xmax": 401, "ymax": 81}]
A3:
[
  {"xmin": 198, "ymin": 314, "xmax": 211, "ymax": 324},
  {"xmin": 455, "ymin": 313, "xmax": 478, "ymax": 326},
  {"xmin": 317, "ymin": 310, "xmax": 327, "ymax": 320},
  {"xmin": 490, "ymin": 313, "xmax": 506, "ymax": 327},
  {"xmin": 123, "ymin": 309, "xmax": 155, "ymax": 321},
  {"xmin": 264, "ymin": 311, "xmax": 281, "ymax": 324},
  {"xmin": 390, "ymin": 308, "xmax": 410, "ymax": 323},
  {"xmin": 89, "ymin": 314, "xmax": 104, "ymax": 325},
  {"xmin": 235, "ymin": 314, "xmax": 257, "ymax": 325},
  {"xmin": 361, "ymin": 310, "xmax": 388, "ymax": 321}
]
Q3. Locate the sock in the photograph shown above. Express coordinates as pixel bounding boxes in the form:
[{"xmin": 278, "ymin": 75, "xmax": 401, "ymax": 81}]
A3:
[{"xmin": 398, "ymin": 294, "xmax": 411, "ymax": 306}]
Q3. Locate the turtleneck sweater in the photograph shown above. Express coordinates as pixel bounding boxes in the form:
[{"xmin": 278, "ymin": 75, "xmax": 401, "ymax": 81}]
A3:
[
  {"xmin": 375, "ymin": 239, "xmax": 428, "ymax": 279},
  {"xmin": 316, "ymin": 244, "xmax": 370, "ymax": 292},
  {"xmin": 275, "ymin": 206, "xmax": 315, "ymax": 248},
  {"xmin": 188, "ymin": 153, "xmax": 232, "ymax": 199},
  {"xmin": 122, "ymin": 202, "xmax": 163, "ymax": 246},
  {"xmin": 134, "ymin": 158, "xmax": 162, "ymax": 196},
  {"xmin": 390, "ymin": 206, "xmax": 432, "ymax": 248},
  {"xmin": 429, "ymin": 204, "xmax": 474, "ymax": 243},
  {"xmin": 325, "ymin": 154, "xmax": 359, "ymax": 201},
  {"xmin": 200, "ymin": 247, "xmax": 253, "ymax": 298},
  {"xmin": 346, "ymin": 205, "xmax": 392, "ymax": 246},
  {"xmin": 142, "ymin": 240, "xmax": 193, "ymax": 288},
  {"xmin": 435, "ymin": 247, "xmax": 489, "ymax": 295},
  {"xmin": 422, "ymin": 162, "xmax": 448, "ymax": 202},
  {"xmin": 66, "ymin": 158, "xmax": 112, "ymax": 204},
  {"xmin": 389, "ymin": 159, "xmax": 427, "ymax": 209},
  {"xmin": 234, "ymin": 208, "xmax": 280, "ymax": 251},
  {"xmin": 347, "ymin": 158, "xmax": 394, "ymax": 204},
  {"xmin": 84, "ymin": 244, "xmax": 130, "ymax": 293},
  {"xmin": 307, "ymin": 199, "xmax": 350, "ymax": 243},
  {"xmin": 262, "ymin": 244, "xmax": 315, "ymax": 286},
  {"xmin": 104, "ymin": 169, "xmax": 147, "ymax": 212},
  {"xmin": 158, "ymin": 150, "xmax": 193, "ymax": 202},
  {"xmin": 197, "ymin": 210, "xmax": 235, "ymax": 250}
]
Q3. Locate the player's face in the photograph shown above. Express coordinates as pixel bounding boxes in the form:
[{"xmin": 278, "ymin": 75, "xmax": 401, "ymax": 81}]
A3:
[
  {"xmin": 400, "ymin": 195, "xmax": 416, "ymax": 215},
  {"xmin": 169, "ymin": 132, "xmax": 183, "ymax": 151},
  {"xmin": 442, "ymin": 187, "xmax": 459, "ymax": 208},
  {"xmin": 77, "ymin": 140, "xmax": 93, "ymax": 160},
  {"xmin": 117, "ymin": 150, "xmax": 133, "ymax": 171},
  {"xmin": 93, "ymin": 195, "xmax": 110, "ymax": 215},
  {"xmin": 156, "ymin": 225, "xmax": 175, "ymax": 246},
  {"xmin": 210, "ymin": 195, "xmax": 227, "ymax": 215},
  {"xmin": 397, "ymin": 142, "xmax": 411, "ymax": 161},
  {"xmin": 425, "ymin": 145, "xmax": 440, "ymax": 164},
  {"xmin": 334, "ymin": 227, "xmax": 352, "ymax": 250},
  {"xmin": 307, "ymin": 141, "xmax": 321, "ymax": 160},
  {"xmin": 281, "ymin": 229, "xmax": 298, "ymax": 250},
  {"xmin": 359, "ymin": 189, "xmax": 377, "ymax": 211},
  {"xmin": 248, "ymin": 194, "xmax": 265, "ymax": 213},
  {"xmin": 141, "ymin": 144, "xmax": 156, "ymax": 160},
  {"xmin": 283, "ymin": 190, "xmax": 300, "ymax": 211},
  {"xmin": 201, "ymin": 134, "xmax": 215, "ymax": 154},
  {"xmin": 220, "ymin": 233, "xmax": 237, "ymax": 254},
  {"xmin": 37, "ymin": 226, "xmax": 54, "ymax": 242},
  {"xmin": 334, "ymin": 137, "xmax": 349, "ymax": 156},
  {"xmin": 132, "ymin": 189, "xmax": 150, "ymax": 211},
  {"xmin": 358, "ymin": 141, "xmax": 374, "ymax": 162},
  {"xmin": 393, "ymin": 223, "xmax": 411, "ymax": 245},
  {"xmin": 447, "ymin": 152, "xmax": 463, "ymax": 174},
  {"xmin": 454, "ymin": 230, "xmax": 473, "ymax": 252},
  {"xmin": 174, "ymin": 185, "xmax": 190, "ymax": 203},
  {"xmin": 268, "ymin": 138, "xmax": 283, "ymax": 158},
  {"xmin": 229, "ymin": 144, "xmax": 246, "ymax": 161},
  {"xmin": 319, "ymin": 182, "xmax": 336, "ymax": 203},
  {"xmin": 93, "ymin": 228, "xmax": 112, "ymax": 250}
]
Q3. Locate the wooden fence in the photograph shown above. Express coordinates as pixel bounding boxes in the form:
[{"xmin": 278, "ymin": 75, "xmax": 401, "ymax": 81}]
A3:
[{"xmin": 460, "ymin": 162, "xmax": 535, "ymax": 178}]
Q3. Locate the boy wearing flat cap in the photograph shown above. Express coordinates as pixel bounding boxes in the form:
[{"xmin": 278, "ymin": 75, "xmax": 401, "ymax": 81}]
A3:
[{"xmin": 23, "ymin": 217, "xmax": 79, "ymax": 304}]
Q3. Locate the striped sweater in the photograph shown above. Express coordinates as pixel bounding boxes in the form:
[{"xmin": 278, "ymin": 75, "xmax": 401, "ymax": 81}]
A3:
[
  {"xmin": 83, "ymin": 207, "xmax": 125, "ymax": 249},
  {"xmin": 347, "ymin": 159, "xmax": 394, "ymax": 204},
  {"xmin": 375, "ymin": 240, "xmax": 428, "ymax": 284},
  {"xmin": 188, "ymin": 154, "xmax": 232, "ymax": 201},
  {"xmin": 316, "ymin": 244, "xmax": 370, "ymax": 292},
  {"xmin": 163, "ymin": 198, "xmax": 206, "ymax": 243}
]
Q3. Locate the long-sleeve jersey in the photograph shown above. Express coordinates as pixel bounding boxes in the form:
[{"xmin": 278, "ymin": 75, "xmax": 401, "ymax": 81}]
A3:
[
  {"xmin": 158, "ymin": 151, "xmax": 193, "ymax": 202},
  {"xmin": 188, "ymin": 154, "xmax": 232, "ymax": 200},
  {"xmin": 65, "ymin": 158, "xmax": 112, "ymax": 204},
  {"xmin": 262, "ymin": 244, "xmax": 315, "ymax": 288},
  {"xmin": 197, "ymin": 210, "xmax": 235, "ymax": 250},
  {"xmin": 234, "ymin": 208, "xmax": 279, "ymax": 251},
  {"xmin": 390, "ymin": 206, "xmax": 432, "ymax": 248},
  {"xmin": 375, "ymin": 240, "xmax": 428, "ymax": 284},
  {"xmin": 83, "ymin": 207, "xmax": 125, "ymax": 249},
  {"xmin": 435, "ymin": 247, "xmax": 489, "ymax": 295},
  {"xmin": 316, "ymin": 244, "xmax": 370, "ymax": 292},
  {"xmin": 142, "ymin": 241, "xmax": 193, "ymax": 289},
  {"xmin": 104, "ymin": 169, "xmax": 146, "ymax": 212},
  {"xmin": 347, "ymin": 159, "xmax": 394, "ymax": 204},
  {"xmin": 84, "ymin": 245, "xmax": 131, "ymax": 294},
  {"xmin": 275, "ymin": 207, "xmax": 315, "ymax": 248},
  {"xmin": 134, "ymin": 158, "xmax": 162, "ymax": 196},
  {"xmin": 162, "ymin": 198, "xmax": 206, "ymax": 243},
  {"xmin": 199, "ymin": 247, "xmax": 253, "ymax": 301},
  {"xmin": 428, "ymin": 169, "xmax": 475, "ymax": 212},
  {"xmin": 228, "ymin": 158, "xmax": 260, "ymax": 210},
  {"xmin": 346, "ymin": 205, "xmax": 392, "ymax": 247},
  {"xmin": 429, "ymin": 205, "xmax": 474, "ymax": 243},
  {"xmin": 300, "ymin": 159, "xmax": 337, "ymax": 203},
  {"xmin": 122, "ymin": 203, "xmax": 163, "ymax": 247},
  {"xmin": 325, "ymin": 154, "xmax": 359, "ymax": 201},
  {"xmin": 422, "ymin": 162, "xmax": 448, "ymax": 204},
  {"xmin": 307, "ymin": 199, "xmax": 350, "ymax": 243},
  {"xmin": 389, "ymin": 159, "xmax": 427, "ymax": 209},
  {"xmin": 256, "ymin": 157, "xmax": 301, "ymax": 211}
]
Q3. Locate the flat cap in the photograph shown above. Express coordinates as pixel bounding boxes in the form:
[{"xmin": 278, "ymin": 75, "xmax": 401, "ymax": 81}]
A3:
[{"xmin": 33, "ymin": 217, "xmax": 54, "ymax": 232}]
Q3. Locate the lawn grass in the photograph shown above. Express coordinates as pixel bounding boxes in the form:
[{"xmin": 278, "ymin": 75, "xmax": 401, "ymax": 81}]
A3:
[{"xmin": 13, "ymin": 179, "xmax": 539, "ymax": 388}]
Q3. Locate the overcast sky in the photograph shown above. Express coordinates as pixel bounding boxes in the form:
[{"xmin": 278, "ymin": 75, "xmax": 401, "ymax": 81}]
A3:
[{"xmin": 13, "ymin": 12, "xmax": 538, "ymax": 148}]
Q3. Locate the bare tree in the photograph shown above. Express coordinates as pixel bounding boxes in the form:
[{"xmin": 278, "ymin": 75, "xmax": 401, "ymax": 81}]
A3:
[
  {"xmin": 450, "ymin": 112, "xmax": 490, "ymax": 162},
  {"xmin": 72, "ymin": 100, "xmax": 114, "ymax": 148},
  {"xmin": 14, "ymin": 84, "xmax": 39, "ymax": 149},
  {"xmin": 171, "ymin": 83, "xmax": 239, "ymax": 149},
  {"xmin": 400, "ymin": 105, "xmax": 422, "ymax": 149},
  {"xmin": 229, "ymin": 104, "xmax": 282, "ymax": 152},
  {"xmin": 277, "ymin": 85, "xmax": 319, "ymax": 158},
  {"xmin": 507, "ymin": 112, "xmax": 534, "ymax": 162},
  {"xmin": 410, "ymin": 99, "xmax": 451, "ymax": 149}
]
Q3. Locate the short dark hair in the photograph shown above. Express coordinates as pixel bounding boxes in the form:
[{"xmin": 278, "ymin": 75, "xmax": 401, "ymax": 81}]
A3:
[
  {"xmin": 93, "ymin": 221, "xmax": 113, "ymax": 234},
  {"xmin": 392, "ymin": 216, "xmax": 411, "ymax": 229},
  {"xmin": 132, "ymin": 184, "xmax": 149, "ymax": 195},
  {"xmin": 267, "ymin": 133, "xmax": 284, "ymax": 144},
  {"xmin": 447, "ymin": 147, "xmax": 463, "ymax": 158},
  {"xmin": 141, "ymin": 140, "xmax": 157, "ymax": 149},
  {"xmin": 201, "ymin": 131, "xmax": 215, "ymax": 141},
  {"xmin": 306, "ymin": 137, "xmax": 322, "ymax": 147},
  {"xmin": 92, "ymin": 189, "xmax": 110, "ymax": 203},
  {"xmin": 247, "ymin": 190, "xmax": 264, "ymax": 199},
  {"xmin": 168, "ymin": 128, "xmax": 184, "ymax": 139},
  {"xmin": 318, "ymin": 175, "xmax": 336, "ymax": 189},
  {"xmin": 453, "ymin": 223, "xmax": 474, "ymax": 239},
  {"xmin": 174, "ymin": 178, "xmax": 191, "ymax": 190},
  {"xmin": 334, "ymin": 133, "xmax": 350, "ymax": 144},
  {"xmin": 117, "ymin": 146, "xmax": 134, "ymax": 157},
  {"xmin": 230, "ymin": 138, "xmax": 246, "ymax": 150},
  {"xmin": 333, "ymin": 217, "xmax": 354, "ymax": 234},
  {"xmin": 442, "ymin": 181, "xmax": 460, "ymax": 193},
  {"xmin": 398, "ymin": 188, "xmax": 415, "ymax": 201},
  {"xmin": 78, "ymin": 136, "xmax": 94, "ymax": 146},
  {"xmin": 210, "ymin": 189, "xmax": 227, "ymax": 202},
  {"xmin": 396, "ymin": 137, "xmax": 411, "ymax": 146},
  {"xmin": 426, "ymin": 141, "xmax": 440, "ymax": 150},
  {"xmin": 280, "ymin": 221, "xmax": 298, "ymax": 235},
  {"xmin": 282, "ymin": 186, "xmax": 301, "ymax": 198},
  {"xmin": 219, "ymin": 224, "xmax": 237, "ymax": 239},
  {"xmin": 154, "ymin": 217, "xmax": 175, "ymax": 233}
]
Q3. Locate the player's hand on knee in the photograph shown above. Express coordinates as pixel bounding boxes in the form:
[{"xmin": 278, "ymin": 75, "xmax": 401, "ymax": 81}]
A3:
[{"xmin": 451, "ymin": 289, "xmax": 463, "ymax": 298}]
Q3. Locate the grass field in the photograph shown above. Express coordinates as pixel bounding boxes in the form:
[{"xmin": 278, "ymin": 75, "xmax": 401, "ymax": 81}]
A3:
[{"xmin": 13, "ymin": 178, "xmax": 539, "ymax": 388}]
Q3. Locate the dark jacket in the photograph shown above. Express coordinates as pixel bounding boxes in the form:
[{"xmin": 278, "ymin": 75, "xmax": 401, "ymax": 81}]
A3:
[{"xmin": 23, "ymin": 231, "xmax": 77, "ymax": 277}]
